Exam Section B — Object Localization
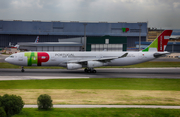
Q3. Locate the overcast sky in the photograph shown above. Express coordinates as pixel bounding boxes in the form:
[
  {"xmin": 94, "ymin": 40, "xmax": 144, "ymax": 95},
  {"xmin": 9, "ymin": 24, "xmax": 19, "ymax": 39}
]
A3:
[{"xmin": 0, "ymin": 0, "xmax": 180, "ymax": 29}]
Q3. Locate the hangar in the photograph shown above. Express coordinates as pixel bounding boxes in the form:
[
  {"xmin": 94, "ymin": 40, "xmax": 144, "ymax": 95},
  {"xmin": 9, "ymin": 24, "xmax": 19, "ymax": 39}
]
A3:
[
  {"xmin": 0, "ymin": 20, "xmax": 147, "ymax": 51},
  {"xmin": 18, "ymin": 42, "xmax": 83, "ymax": 51}
]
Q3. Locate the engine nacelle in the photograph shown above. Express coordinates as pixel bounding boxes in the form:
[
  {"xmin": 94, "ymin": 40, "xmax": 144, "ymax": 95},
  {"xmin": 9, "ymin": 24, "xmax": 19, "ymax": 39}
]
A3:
[
  {"xmin": 87, "ymin": 61, "xmax": 104, "ymax": 68},
  {"xmin": 67, "ymin": 63, "xmax": 82, "ymax": 70}
]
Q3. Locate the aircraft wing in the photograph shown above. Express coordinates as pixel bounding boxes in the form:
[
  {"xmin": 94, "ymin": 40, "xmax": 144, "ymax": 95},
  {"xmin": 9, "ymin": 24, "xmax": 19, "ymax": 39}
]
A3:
[{"xmin": 67, "ymin": 53, "xmax": 128, "ymax": 63}]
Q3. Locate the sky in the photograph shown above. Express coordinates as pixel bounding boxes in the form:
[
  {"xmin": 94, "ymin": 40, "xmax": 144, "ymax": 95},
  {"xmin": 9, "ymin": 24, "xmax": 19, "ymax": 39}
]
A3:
[{"xmin": 0, "ymin": 0, "xmax": 180, "ymax": 29}]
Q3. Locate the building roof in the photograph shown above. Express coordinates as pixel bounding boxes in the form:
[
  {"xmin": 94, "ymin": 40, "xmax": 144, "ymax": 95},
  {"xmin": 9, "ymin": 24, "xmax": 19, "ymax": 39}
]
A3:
[
  {"xmin": 0, "ymin": 20, "xmax": 148, "ymax": 36},
  {"xmin": 18, "ymin": 42, "xmax": 83, "ymax": 47}
]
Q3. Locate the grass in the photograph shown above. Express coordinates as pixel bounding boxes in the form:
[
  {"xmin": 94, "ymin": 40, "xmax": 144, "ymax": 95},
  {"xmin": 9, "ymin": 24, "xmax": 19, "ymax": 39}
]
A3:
[
  {"xmin": 13, "ymin": 108, "xmax": 180, "ymax": 117},
  {"xmin": 0, "ymin": 78, "xmax": 180, "ymax": 90},
  {"xmin": 1, "ymin": 78, "xmax": 180, "ymax": 105},
  {"xmin": 2, "ymin": 89, "xmax": 180, "ymax": 105},
  {"xmin": 1, "ymin": 62, "xmax": 180, "ymax": 69}
]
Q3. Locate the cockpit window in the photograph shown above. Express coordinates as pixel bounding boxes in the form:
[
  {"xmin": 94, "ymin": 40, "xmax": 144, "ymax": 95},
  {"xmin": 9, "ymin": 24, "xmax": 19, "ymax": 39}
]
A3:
[{"xmin": 9, "ymin": 55, "xmax": 14, "ymax": 58}]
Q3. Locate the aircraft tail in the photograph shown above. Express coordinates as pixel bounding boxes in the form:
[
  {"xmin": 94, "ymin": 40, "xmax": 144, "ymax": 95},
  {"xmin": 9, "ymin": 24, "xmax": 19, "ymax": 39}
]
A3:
[
  {"xmin": 35, "ymin": 36, "xmax": 39, "ymax": 43},
  {"xmin": 142, "ymin": 30, "xmax": 173, "ymax": 52}
]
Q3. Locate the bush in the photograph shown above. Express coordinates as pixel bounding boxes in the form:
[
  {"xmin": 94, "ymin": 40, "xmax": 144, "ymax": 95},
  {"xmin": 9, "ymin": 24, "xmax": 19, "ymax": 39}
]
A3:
[
  {"xmin": 0, "ymin": 107, "xmax": 6, "ymax": 117},
  {"xmin": 1, "ymin": 94, "xmax": 24, "ymax": 117},
  {"xmin": 0, "ymin": 95, "xmax": 2, "ymax": 106},
  {"xmin": 37, "ymin": 94, "xmax": 53, "ymax": 110}
]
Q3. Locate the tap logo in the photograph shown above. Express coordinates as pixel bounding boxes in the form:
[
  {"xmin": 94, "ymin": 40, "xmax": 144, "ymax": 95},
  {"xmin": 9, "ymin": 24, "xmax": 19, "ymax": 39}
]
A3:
[
  {"xmin": 24, "ymin": 52, "xmax": 49, "ymax": 66},
  {"xmin": 122, "ymin": 28, "xmax": 129, "ymax": 32}
]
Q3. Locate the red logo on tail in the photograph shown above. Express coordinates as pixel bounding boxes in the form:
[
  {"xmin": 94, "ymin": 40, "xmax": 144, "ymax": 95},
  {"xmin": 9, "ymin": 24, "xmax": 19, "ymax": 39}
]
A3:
[{"xmin": 158, "ymin": 30, "xmax": 172, "ymax": 52}]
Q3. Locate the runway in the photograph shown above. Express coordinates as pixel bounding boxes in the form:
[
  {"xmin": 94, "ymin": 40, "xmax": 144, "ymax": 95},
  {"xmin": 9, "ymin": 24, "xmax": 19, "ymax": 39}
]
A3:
[{"xmin": 0, "ymin": 68, "xmax": 180, "ymax": 80}]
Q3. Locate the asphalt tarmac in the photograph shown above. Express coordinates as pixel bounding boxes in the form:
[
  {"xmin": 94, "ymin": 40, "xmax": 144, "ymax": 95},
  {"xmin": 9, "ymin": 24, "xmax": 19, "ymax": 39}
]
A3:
[
  {"xmin": 0, "ymin": 54, "xmax": 7, "ymax": 62},
  {"xmin": 0, "ymin": 68, "xmax": 180, "ymax": 80}
]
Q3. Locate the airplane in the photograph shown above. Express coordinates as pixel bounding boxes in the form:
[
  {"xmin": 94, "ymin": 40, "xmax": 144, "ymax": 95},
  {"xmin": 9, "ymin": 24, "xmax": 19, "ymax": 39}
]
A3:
[
  {"xmin": 13, "ymin": 36, "xmax": 39, "ymax": 49},
  {"xmin": 5, "ymin": 30, "xmax": 172, "ymax": 73},
  {"xmin": 34, "ymin": 36, "xmax": 39, "ymax": 43}
]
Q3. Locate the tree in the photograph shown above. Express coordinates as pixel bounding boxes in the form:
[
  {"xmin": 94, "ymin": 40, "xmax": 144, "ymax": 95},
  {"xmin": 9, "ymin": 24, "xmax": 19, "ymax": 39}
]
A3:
[
  {"xmin": 0, "ymin": 107, "xmax": 6, "ymax": 117},
  {"xmin": 37, "ymin": 94, "xmax": 53, "ymax": 110},
  {"xmin": 1, "ymin": 94, "xmax": 24, "ymax": 117}
]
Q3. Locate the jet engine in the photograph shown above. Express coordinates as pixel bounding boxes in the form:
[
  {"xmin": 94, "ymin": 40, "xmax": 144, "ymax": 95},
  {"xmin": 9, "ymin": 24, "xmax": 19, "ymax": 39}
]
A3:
[
  {"xmin": 87, "ymin": 61, "xmax": 104, "ymax": 68},
  {"xmin": 67, "ymin": 63, "xmax": 82, "ymax": 70}
]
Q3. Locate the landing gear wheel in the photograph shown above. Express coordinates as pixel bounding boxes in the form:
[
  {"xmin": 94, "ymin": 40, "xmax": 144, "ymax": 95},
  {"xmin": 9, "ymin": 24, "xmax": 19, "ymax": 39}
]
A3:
[
  {"xmin": 92, "ymin": 70, "xmax": 96, "ymax": 73},
  {"xmin": 84, "ymin": 68, "xmax": 88, "ymax": 73},
  {"xmin": 87, "ymin": 70, "xmax": 91, "ymax": 73},
  {"xmin": 21, "ymin": 66, "xmax": 24, "ymax": 72},
  {"xmin": 84, "ymin": 68, "xmax": 96, "ymax": 73}
]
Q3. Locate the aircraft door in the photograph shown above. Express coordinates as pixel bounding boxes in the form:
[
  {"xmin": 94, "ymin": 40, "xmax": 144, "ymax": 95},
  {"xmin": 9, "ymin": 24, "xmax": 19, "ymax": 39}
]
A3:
[
  {"xmin": 18, "ymin": 54, "xmax": 23, "ymax": 61},
  {"xmin": 51, "ymin": 53, "xmax": 56, "ymax": 61},
  {"xmin": 138, "ymin": 53, "xmax": 143, "ymax": 60}
]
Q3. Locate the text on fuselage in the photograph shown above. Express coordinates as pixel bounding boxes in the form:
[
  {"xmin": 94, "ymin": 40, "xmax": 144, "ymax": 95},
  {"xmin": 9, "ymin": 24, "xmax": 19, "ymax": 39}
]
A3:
[{"xmin": 55, "ymin": 53, "xmax": 74, "ymax": 57}]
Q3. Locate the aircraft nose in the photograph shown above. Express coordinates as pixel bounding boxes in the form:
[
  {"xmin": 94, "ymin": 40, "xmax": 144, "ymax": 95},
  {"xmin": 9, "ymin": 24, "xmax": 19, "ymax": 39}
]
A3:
[{"xmin": 5, "ymin": 57, "xmax": 9, "ymax": 63}]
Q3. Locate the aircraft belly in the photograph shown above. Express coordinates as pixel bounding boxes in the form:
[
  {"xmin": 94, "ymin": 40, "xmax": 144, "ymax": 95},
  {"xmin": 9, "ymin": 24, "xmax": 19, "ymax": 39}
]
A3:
[
  {"xmin": 108, "ymin": 57, "xmax": 138, "ymax": 66},
  {"xmin": 108, "ymin": 55, "xmax": 155, "ymax": 66}
]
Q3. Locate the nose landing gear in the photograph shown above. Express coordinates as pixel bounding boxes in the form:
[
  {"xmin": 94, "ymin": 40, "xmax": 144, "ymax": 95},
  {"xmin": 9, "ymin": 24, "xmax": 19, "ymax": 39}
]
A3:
[
  {"xmin": 21, "ymin": 66, "xmax": 25, "ymax": 72},
  {"xmin": 84, "ymin": 68, "xmax": 96, "ymax": 73}
]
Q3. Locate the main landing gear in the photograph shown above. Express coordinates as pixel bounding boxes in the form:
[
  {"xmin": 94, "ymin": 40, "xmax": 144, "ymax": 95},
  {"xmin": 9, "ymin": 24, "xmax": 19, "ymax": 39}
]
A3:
[
  {"xmin": 21, "ymin": 66, "xmax": 25, "ymax": 72},
  {"xmin": 84, "ymin": 68, "xmax": 96, "ymax": 73}
]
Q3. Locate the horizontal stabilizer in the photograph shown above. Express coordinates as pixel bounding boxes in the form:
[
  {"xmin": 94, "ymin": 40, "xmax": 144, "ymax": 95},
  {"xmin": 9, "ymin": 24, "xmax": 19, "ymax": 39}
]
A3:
[{"xmin": 153, "ymin": 52, "xmax": 170, "ymax": 58}]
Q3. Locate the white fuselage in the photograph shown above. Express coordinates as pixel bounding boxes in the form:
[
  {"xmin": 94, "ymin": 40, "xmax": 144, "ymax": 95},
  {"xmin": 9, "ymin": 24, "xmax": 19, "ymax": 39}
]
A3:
[{"xmin": 5, "ymin": 51, "xmax": 160, "ymax": 68}]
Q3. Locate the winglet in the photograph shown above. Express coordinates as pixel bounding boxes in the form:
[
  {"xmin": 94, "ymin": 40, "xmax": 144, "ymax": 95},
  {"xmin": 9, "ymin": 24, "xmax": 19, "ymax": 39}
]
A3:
[
  {"xmin": 142, "ymin": 30, "xmax": 173, "ymax": 52},
  {"xmin": 119, "ymin": 53, "xmax": 128, "ymax": 58}
]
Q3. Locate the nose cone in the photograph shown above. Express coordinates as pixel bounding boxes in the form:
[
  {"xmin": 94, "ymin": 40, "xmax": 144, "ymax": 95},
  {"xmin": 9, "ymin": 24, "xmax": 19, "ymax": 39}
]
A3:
[
  {"xmin": 5, "ymin": 57, "xmax": 10, "ymax": 63},
  {"xmin": 5, "ymin": 57, "xmax": 15, "ymax": 64}
]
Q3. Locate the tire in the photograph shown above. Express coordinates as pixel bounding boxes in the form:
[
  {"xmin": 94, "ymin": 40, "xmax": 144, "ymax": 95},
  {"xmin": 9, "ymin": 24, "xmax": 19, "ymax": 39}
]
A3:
[
  {"xmin": 92, "ymin": 70, "xmax": 96, "ymax": 73},
  {"xmin": 84, "ymin": 68, "xmax": 88, "ymax": 73}
]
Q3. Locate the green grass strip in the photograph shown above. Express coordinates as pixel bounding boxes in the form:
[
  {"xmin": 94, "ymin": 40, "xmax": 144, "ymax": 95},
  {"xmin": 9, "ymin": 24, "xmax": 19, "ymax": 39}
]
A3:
[
  {"xmin": 1, "ymin": 62, "xmax": 180, "ymax": 69},
  {"xmin": 0, "ymin": 78, "xmax": 180, "ymax": 90},
  {"xmin": 14, "ymin": 108, "xmax": 180, "ymax": 117}
]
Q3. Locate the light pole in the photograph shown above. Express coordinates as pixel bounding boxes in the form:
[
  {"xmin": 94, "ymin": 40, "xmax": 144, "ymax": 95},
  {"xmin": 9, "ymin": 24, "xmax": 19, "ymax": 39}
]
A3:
[
  {"xmin": 83, "ymin": 23, "xmax": 87, "ymax": 51},
  {"xmin": 139, "ymin": 24, "xmax": 142, "ymax": 51}
]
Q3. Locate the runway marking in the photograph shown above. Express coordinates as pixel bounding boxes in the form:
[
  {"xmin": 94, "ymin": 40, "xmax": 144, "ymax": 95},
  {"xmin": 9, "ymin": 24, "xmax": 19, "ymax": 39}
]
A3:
[
  {"xmin": 0, "ymin": 76, "xmax": 89, "ymax": 80},
  {"xmin": 24, "ymin": 105, "xmax": 180, "ymax": 109}
]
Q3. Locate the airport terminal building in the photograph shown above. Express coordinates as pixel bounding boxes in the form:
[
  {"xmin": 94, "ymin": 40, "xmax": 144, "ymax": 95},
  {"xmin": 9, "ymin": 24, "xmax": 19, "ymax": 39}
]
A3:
[{"xmin": 0, "ymin": 20, "xmax": 147, "ymax": 51}]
